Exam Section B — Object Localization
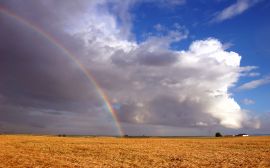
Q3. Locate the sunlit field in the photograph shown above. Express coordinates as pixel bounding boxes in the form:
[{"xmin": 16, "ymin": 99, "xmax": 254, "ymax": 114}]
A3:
[{"xmin": 0, "ymin": 135, "xmax": 269, "ymax": 167}]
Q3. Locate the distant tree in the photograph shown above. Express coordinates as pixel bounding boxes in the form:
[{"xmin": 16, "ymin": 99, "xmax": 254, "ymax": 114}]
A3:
[
  {"xmin": 215, "ymin": 132, "xmax": 222, "ymax": 137},
  {"xmin": 124, "ymin": 134, "xmax": 129, "ymax": 137}
]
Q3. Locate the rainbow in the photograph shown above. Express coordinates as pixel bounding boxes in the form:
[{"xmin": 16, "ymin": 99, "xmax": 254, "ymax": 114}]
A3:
[{"xmin": 0, "ymin": 7, "xmax": 124, "ymax": 136}]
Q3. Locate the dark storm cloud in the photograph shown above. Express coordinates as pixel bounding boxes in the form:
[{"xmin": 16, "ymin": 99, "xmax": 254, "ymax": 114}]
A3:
[
  {"xmin": 0, "ymin": 16, "xmax": 96, "ymax": 106},
  {"xmin": 0, "ymin": 105, "xmax": 51, "ymax": 130},
  {"xmin": 0, "ymin": 0, "xmax": 117, "ymax": 133}
]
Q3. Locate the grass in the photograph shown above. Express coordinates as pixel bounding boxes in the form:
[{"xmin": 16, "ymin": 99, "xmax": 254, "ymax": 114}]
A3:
[{"xmin": 0, "ymin": 135, "xmax": 270, "ymax": 167}]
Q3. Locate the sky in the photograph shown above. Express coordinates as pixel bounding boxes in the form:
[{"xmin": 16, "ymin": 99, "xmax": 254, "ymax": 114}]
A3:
[{"xmin": 0, "ymin": 0, "xmax": 269, "ymax": 136}]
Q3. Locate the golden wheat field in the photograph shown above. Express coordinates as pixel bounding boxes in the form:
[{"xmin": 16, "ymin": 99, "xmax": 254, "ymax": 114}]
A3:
[{"xmin": 0, "ymin": 135, "xmax": 270, "ymax": 168}]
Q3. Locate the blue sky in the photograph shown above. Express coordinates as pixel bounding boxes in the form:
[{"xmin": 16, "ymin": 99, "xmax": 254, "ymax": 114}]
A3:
[{"xmin": 0, "ymin": 0, "xmax": 269, "ymax": 135}]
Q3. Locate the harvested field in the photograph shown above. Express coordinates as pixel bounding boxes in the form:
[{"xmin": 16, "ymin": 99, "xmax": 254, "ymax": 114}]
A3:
[{"xmin": 0, "ymin": 135, "xmax": 270, "ymax": 167}]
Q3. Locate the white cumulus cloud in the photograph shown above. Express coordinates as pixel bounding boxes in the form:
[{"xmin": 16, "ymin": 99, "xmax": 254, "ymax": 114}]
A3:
[{"xmin": 63, "ymin": 1, "xmax": 259, "ymax": 130}]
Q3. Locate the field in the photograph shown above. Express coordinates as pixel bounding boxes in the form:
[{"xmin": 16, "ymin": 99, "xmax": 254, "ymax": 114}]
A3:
[{"xmin": 0, "ymin": 135, "xmax": 270, "ymax": 167}]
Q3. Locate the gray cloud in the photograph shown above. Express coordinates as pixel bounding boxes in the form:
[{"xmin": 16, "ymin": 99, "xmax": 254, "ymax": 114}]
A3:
[{"xmin": 258, "ymin": 112, "xmax": 270, "ymax": 134}]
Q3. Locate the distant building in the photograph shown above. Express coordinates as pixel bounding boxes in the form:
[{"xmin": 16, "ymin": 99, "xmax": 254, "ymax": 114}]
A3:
[{"xmin": 236, "ymin": 134, "xmax": 249, "ymax": 137}]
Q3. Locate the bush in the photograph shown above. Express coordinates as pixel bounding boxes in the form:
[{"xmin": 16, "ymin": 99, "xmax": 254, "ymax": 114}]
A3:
[{"xmin": 215, "ymin": 132, "xmax": 222, "ymax": 137}]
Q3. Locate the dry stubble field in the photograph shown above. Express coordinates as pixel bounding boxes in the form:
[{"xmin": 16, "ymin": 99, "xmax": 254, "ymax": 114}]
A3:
[{"xmin": 0, "ymin": 135, "xmax": 270, "ymax": 168}]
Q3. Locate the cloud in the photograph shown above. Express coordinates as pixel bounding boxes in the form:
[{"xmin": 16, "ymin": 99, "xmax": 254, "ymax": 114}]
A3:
[
  {"xmin": 242, "ymin": 98, "xmax": 255, "ymax": 105},
  {"xmin": 247, "ymin": 72, "xmax": 260, "ymax": 77},
  {"xmin": 212, "ymin": 0, "xmax": 262, "ymax": 22},
  {"xmin": 0, "ymin": 0, "xmax": 124, "ymax": 134},
  {"xmin": 109, "ymin": 38, "xmax": 258, "ymax": 129},
  {"xmin": 238, "ymin": 76, "xmax": 270, "ymax": 90},
  {"xmin": 257, "ymin": 112, "xmax": 270, "ymax": 134},
  {"xmin": 0, "ymin": 0, "xmax": 260, "ymax": 135},
  {"xmin": 239, "ymin": 66, "xmax": 261, "ymax": 77},
  {"xmin": 154, "ymin": 24, "xmax": 166, "ymax": 32},
  {"xmin": 161, "ymin": 0, "xmax": 186, "ymax": 6},
  {"xmin": 222, "ymin": 42, "xmax": 234, "ymax": 50}
]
